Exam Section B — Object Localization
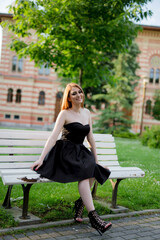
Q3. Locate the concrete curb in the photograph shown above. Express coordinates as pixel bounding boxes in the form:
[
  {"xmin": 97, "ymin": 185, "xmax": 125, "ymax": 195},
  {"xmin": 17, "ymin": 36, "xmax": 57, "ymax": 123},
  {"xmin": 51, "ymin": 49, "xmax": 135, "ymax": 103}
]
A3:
[{"xmin": 0, "ymin": 209, "xmax": 160, "ymax": 235}]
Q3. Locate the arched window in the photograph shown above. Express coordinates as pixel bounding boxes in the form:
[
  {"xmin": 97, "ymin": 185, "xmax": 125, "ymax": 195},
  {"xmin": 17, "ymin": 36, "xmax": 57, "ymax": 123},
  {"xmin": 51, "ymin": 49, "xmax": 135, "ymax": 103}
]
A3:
[
  {"xmin": 145, "ymin": 100, "xmax": 152, "ymax": 115},
  {"xmin": 12, "ymin": 56, "xmax": 17, "ymax": 71},
  {"xmin": 155, "ymin": 69, "xmax": 160, "ymax": 84},
  {"xmin": 15, "ymin": 89, "xmax": 22, "ymax": 103},
  {"xmin": 38, "ymin": 91, "xmax": 45, "ymax": 105},
  {"xmin": 149, "ymin": 68, "xmax": 154, "ymax": 83},
  {"xmin": 7, "ymin": 88, "xmax": 13, "ymax": 102},
  {"xmin": 12, "ymin": 56, "xmax": 23, "ymax": 72}
]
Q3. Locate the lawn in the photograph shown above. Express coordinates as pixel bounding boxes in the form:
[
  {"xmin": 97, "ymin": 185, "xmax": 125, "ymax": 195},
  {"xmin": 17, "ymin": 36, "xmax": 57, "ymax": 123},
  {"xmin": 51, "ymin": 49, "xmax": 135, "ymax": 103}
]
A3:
[{"xmin": 0, "ymin": 137, "xmax": 160, "ymax": 228}]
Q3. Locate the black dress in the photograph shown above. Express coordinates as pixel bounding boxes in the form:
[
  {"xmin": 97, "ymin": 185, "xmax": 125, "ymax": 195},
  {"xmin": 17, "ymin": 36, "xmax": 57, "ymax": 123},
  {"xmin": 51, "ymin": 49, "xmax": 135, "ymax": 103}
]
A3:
[{"xmin": 35, "ymin": 122, "xmax": 111, "ymax": 185}]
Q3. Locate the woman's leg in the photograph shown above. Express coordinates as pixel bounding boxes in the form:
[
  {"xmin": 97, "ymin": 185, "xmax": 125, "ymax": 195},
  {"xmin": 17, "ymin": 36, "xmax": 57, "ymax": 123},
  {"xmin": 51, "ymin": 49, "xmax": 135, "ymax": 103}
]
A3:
[
  {"xmin": 78, "ymin": 178, "xmax": 112, "ymax": 235},
  {"xmin": 78, "ymin": 179, "xmax": 95, "ymax": 212}
]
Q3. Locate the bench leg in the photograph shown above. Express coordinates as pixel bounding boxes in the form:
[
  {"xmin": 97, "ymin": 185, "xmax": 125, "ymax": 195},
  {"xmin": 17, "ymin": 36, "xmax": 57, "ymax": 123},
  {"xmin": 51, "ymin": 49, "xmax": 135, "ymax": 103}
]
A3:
[
  {"xmin": 20, "ymin": 184, "xmax": 33, "ymax": 219},
  {"xmin": 2, "ymin": 185, "xmax": 13, "ymax": 209},
  {"xmin": 92, "ymin": 180, "xmax": 98, "ymax": 198},
  {"xmin": 110, "ymin": 179, "xmax": 123, "ymax": 208}
]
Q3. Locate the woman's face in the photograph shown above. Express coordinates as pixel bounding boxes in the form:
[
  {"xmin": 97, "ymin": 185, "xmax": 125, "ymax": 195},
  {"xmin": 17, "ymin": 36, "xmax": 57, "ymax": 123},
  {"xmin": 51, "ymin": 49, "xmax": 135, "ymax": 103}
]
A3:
[{"xmin": 69, "ymin": 87, "xmax": 84, "ymax": 105}]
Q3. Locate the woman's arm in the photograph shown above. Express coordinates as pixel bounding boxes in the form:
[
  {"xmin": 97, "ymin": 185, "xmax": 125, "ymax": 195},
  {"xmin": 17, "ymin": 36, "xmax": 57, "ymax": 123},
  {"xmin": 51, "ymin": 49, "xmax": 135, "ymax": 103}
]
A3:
[
  {"xmin": 31, "ymin": 110, "xmax": 66, "ymax": 170},
  {"xmin": 86, "ymin": 111, "xmax": 99, "ymax": 164}
]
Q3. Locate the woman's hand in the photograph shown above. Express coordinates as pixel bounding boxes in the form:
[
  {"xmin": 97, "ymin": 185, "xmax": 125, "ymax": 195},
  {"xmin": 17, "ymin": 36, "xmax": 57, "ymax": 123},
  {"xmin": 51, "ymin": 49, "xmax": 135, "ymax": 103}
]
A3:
[{"xmin": 31, "ymin": 159, "xmax": 43, "ymax": 171}]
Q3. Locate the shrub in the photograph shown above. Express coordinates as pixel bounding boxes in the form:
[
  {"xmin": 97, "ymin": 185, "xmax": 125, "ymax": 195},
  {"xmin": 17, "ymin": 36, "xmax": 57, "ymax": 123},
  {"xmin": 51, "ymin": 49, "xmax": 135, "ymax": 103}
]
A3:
[
  {"xmin": 113, "ymin": 131, "xmax": 138, "ymax": 139},
  {"xmin": 141, "ymin": 126, "xmax": 160, "ymax": 148}
]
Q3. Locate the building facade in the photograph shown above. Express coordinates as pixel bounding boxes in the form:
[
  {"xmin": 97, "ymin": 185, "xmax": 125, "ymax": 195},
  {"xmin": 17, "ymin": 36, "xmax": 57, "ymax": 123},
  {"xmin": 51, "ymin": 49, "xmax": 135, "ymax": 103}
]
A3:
[
  {"xmin": 0, "ymin": 13, "xmax": 62, "ymax": 129},
  {"xmin": 132, "ymin": 25, "xmax": 160, "ymax": 133},
  {"xmin": 0, "ymin": 13, "xmax": 160, "ymax": 131}
]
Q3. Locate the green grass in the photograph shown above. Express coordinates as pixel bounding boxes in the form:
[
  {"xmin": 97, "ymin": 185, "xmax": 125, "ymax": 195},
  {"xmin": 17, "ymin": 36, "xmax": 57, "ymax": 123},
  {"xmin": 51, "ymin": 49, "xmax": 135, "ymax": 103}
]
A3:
[{"xmin": 0, "ymin": 137, "xmax": 160, "ymax": 228}]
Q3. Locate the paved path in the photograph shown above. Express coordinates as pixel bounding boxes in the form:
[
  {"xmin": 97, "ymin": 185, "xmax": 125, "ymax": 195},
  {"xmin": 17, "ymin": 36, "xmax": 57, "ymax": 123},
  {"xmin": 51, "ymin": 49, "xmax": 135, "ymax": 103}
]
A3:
[{"xmin": 0, "ymin": 213, "xmax": 160, "ymax": 240}]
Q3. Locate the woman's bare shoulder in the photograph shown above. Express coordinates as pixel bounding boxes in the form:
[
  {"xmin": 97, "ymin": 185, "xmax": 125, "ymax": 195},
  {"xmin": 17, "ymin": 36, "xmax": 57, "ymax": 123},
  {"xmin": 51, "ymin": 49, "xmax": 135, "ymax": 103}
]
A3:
[
  {"xmin": 83, "ymin": 107, "xmax": 91, "ymax": 115},
  {"xmin": 56, "ymin": 109, "xmax": 69, "ymax": 121}
]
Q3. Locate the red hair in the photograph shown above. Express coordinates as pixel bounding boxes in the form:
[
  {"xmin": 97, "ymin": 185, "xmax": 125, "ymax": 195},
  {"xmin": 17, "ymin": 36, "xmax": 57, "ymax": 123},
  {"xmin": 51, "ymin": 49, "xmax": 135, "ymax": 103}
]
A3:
[{"xmin": 61, "ymin": 83, "xmax": 85, "ymax": 110}]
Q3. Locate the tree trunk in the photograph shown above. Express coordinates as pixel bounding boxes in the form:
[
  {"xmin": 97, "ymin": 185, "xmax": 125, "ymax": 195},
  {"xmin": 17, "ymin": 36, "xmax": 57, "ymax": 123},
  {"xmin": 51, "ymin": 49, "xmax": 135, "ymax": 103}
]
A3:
[{"xmin": 79, "ymin": 68, "xmax": 83, "ymax": 86}]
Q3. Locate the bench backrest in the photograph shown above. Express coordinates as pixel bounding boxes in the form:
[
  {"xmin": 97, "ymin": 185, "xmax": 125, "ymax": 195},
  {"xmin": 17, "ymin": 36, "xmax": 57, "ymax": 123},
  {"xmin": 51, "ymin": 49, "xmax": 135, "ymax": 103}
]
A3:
[{"xmin": 0, "ymin": 129, "xmax": 118, "ymax": 171}]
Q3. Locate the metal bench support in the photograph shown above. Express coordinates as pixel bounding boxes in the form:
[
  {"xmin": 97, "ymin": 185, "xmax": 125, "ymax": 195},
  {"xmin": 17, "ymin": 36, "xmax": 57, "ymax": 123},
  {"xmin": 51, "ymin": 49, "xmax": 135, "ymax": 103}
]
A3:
[
  {"xmin": 20, "ymin": 184, "xmax": 33, "ymax": 219},
  {"xmin": 110, "ymin": 179, "xmax": 123, "ymax": 208},
  {"xmin": 2, "ymin": 185, "xmax": 13, "ymax": 209}
]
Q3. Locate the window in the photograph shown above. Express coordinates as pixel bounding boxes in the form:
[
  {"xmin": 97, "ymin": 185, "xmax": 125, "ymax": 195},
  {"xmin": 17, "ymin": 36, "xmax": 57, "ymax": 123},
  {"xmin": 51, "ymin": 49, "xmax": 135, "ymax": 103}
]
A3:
[
  {"xmin": 12, "ymin": 56, "xmax": 17, "ymax": 71},
  {"xmin": 37, "ymin": 117, "xmax": 43, "ymax": 121},
  {"xmin": 16, "ymin": 89, "xmax": 22, "ymax": 103},
  {"xmin": 14, "ymin": 115, "xmax": 20, "ymax": 119},
  {"xmin": 18, "ymin": 58, "xmax": 23, "ymax": 72},
  {"xmin": 5, "ymin": 114, "xmax": 11, "ymax": 119},
  {"xmin": 149, "ymin": 68, "xmax": 154, "ymax": 83},
  {"xmin": 12, "ymin": 56, "xmax": 23, "ymax": 72},
  {"xmin": 7, "ymin": 88, "xmax": 13, "ymax": 102},
  {"xmin": 145, "ymin": 100, "xmax": 152, "ymax": 115},
  {"xmin": 155, "ymin": 69, "xmax": 160, "ymax": 84},
  {"xmin": 38, "ymin": 91, "xmax": 45, "ymax": 105},
  {"xmin": 38, "ymin": 63, "xmax": 50, "ymax": 75}
]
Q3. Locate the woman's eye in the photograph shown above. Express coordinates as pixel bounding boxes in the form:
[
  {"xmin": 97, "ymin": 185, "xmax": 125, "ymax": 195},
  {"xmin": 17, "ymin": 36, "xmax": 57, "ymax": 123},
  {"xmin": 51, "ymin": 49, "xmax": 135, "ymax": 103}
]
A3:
[{"xmin": 78, "ymin": 90, "xmax": 82, "ymax": 94}]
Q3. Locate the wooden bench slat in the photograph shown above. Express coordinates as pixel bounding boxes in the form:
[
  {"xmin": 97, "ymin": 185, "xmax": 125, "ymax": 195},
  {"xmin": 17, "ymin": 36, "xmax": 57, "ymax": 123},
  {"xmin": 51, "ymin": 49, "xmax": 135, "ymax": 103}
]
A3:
[
  {"xmin": 0, "ymin": 147, "xmax": 116, "ymax": 155},
  {"xmin": 2, "ymin": 175, "xmax": 51, "ymax": 185},
  {"xmin": 98, "ymin": 161, "xmax": 120, "ymax": 166},
  {"xmin": 0, "ymin": 140, "xmax": 46, "ymax": 146},
  {"xmin": 0, "ymin": 129, "xmax": 51, "ymax": 134},
  {"xmin": 0, "ymin": 169, "xmax": 35, "ymax": 175},
  {"xmin": 0, "ymin": 148, "xmax": 43, "ymax": 154},
  {"xmin": 96, "ymin": 149, "xmax": 116, "ymax": 154},
  {"xmin": 110, "ymin": 170, "xmax": 145, "ymax": 178},
  {"xmin": 0, "ymin": 155, "xmax": 39, "ymax": 162},
  {"xmin": 0, "ymin": 163, "xmax": 33, "ymax": 168},
  {"xmin": 93, "ymin": 134, "xmax": 114, "ymax": 141},
  {"xmin": 98, "ymin": 155, "xmax": 118, "ymax": 160},
  {"xmin": 0, "ymin": 132, "xmax": 51, "ymax": 140},
  {"xmin": 95, "ymin": 142, "xmax": 116, "ymax": 148}
]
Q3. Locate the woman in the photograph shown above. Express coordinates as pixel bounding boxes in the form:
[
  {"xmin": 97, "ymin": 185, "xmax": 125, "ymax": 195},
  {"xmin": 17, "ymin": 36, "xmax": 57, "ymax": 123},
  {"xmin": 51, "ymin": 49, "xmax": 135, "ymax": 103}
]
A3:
[{"xmin": 31, "ymin": 83, "xmax": 112, "ymax": 235}]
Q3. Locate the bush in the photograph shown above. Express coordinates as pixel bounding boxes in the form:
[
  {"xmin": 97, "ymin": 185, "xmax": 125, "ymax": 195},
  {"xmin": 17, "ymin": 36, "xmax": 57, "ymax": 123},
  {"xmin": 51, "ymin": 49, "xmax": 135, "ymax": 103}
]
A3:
[
  {"xmin": 141, "ymin": 126, "xmax": 160, "ymax": 148},
  {"xmin": 113, "ymin": 130, "xmax": 138, "ymax": 139}
]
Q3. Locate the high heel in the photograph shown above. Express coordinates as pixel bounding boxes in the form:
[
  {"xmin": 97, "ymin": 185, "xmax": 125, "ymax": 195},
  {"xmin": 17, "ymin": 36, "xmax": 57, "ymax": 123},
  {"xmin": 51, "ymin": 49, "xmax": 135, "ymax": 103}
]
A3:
[
  {"xmin": 73, "ymin": 197, "xmax": 84, "ymax": 223},
  {"xmin": 88, "ymin": 210, "xmax": 112, "ymax": 236}
]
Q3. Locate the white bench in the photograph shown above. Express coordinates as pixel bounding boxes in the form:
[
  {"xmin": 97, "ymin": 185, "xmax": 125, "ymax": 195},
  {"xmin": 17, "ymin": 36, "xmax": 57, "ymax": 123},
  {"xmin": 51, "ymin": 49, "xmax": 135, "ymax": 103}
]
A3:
[{"xmin": 0, "ymin": 129, "xmax": 145, "ymax": 219}]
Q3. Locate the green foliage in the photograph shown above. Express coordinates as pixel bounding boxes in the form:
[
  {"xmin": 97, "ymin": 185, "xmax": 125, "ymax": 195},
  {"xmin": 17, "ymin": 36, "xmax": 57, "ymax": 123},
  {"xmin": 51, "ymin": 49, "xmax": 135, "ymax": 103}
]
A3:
[
  {"xmin": 152, "ymin": 90, "xmax": 160, "ymax": 120},
  {"xmin": 2, "ymin": 0, "xmax": 152, "ymax": 87},
  {"xmin": 141, "ymin": 126, "xmax": 160, "ymax": 148},
  {"xmin": 113, "ymin": 130, "xmax": 138, "ymax": 139},
  {"xmin": 93, "ymin": 106, "xmax": 133, "ymax": 133},
  {"xmin": 93, "ymin": 42, "xmax": 140, "ymax": 133},
  {"xmin": 0, "ymin": 207, "xmax": 18, "ymax": 228}
]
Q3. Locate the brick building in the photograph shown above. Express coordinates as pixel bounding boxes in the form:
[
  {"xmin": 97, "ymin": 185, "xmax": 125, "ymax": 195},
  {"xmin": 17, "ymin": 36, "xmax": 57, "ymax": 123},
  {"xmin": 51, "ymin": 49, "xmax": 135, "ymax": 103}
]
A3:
[
  {"xmin": 0, "ymin": 13, "xmax": 160, "ymax": 132},
  {"xmin": 0, "ymin": 13, "xmax": 62, "ymax": 129},
  {"xmin": 132, "ymin": 25, "xmax": 160, "ymax": 133}
]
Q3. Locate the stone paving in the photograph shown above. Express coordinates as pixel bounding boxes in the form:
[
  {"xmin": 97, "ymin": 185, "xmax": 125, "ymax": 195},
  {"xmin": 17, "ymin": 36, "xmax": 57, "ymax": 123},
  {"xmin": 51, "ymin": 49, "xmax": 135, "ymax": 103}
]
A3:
[{"xmin": 0, "ymin": 213, "xmax": 160, "ymax": 240}]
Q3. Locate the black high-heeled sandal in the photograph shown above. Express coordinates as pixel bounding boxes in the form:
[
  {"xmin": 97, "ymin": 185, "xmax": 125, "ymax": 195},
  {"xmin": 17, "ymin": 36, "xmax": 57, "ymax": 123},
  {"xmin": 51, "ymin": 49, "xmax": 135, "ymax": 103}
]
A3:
[
  {"xmin": 73, "ymin": 197, "xmax": 84, "ymax": 223},
  {"xmin": 88, "ymin": 210, "xmax": 112, "ymax": 236}
]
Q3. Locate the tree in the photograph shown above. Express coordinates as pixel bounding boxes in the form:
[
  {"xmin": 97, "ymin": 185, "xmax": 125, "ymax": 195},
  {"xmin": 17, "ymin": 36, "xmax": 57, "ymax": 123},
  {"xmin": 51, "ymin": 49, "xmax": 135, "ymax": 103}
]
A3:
[
  {"xmin": 92, "ymin": 42, "xmax": 140, "ymax": 133},
  {"xmin": 3, "ymin": 0, "xmax": 152, "ymax": 87},
  {"xmin": 152, "ymin": 90, "xmax": 160, "ymax": 121}
]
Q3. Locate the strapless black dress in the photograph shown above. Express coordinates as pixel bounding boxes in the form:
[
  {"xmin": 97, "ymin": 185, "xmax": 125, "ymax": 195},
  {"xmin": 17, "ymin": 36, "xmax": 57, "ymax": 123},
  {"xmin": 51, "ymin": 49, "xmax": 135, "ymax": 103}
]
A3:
[{"xmin": 35, "ymin": 122, "xmax": 110, "ymax": 185}]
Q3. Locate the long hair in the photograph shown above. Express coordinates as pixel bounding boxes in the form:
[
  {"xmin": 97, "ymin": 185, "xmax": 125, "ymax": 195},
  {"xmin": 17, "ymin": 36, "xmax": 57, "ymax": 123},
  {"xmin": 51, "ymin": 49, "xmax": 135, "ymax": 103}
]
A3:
[{"xmin": 61, "ymin": 83, "xmax": 85, "ymax": 110}]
